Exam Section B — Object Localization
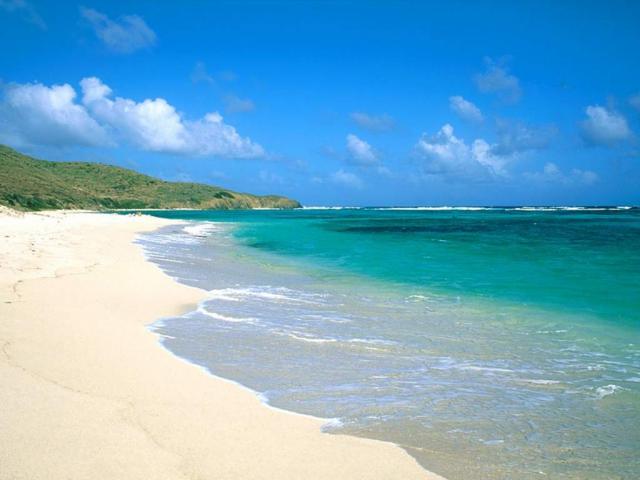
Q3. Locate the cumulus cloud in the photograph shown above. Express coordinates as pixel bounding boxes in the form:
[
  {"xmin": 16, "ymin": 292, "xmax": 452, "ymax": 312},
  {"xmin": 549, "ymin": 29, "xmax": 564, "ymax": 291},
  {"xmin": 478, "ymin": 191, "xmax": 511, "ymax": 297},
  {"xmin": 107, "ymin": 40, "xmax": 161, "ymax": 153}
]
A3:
[
  {"xmin": 449, "ymin": 96, "xmax": 483, "ymax": 123},
  {"xmin": 629, "ymin": 93, "xmax": 640, "ymax": 112},
  {"xmin": 0, "ymin": 76, "xmax": 264, "ymax": 158},
  {"xmin": 474, "ymin": 57, "xmax": 521, "ymax": 104},
  {"xmin": 491, "ymin": 120, "xmax": 556, "ymax": 155},
  {"xmin": 0, "ymin": 0, "xmax": 45, "ymax": 29},
  {"xmin": 580, "ymin": 105, "xmax": 631, "ymax": 146},
  {"xmin": 331, "ymin": 169, "xmax": 363, "ymax": 189},
  {"xmin": 80, "ymin": 77, "xmax": 187, "ymax": 152},
  {"xmin": 350, "ymin": 112, "xmax": 395, "ymax": 132},
  {"xmin": 80, "ymin": 77, "xmax": 264, "ymax": 158},
  {"xmin": 346, "ymin": 133, "xmax": 379, "ymax": 166},
  {"xmin": 524, "ymin": 162, "xmax": 598, "ymax": 186},
  {"xmin": 224, "ymin": 94, "xmax": 255, "ymax": 113},
  {"xmin": 0, "ymin": 81, "xmax": 110, "ymax": 148},
  {"xmin": 80, "ymin": 7, "xmax": 156, "ymax": 54},
  {"xmin": 415, "ymin": 124, "xmax": 507, "ymax": 180}
]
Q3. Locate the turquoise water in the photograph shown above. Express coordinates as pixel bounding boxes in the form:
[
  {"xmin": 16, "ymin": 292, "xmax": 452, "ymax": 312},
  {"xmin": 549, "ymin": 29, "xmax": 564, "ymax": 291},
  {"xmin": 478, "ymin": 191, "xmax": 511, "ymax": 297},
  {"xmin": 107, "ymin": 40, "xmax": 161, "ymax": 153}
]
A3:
[{"xmin": 135, "ymin": 207, "xmax": 640, "ymax": 479}]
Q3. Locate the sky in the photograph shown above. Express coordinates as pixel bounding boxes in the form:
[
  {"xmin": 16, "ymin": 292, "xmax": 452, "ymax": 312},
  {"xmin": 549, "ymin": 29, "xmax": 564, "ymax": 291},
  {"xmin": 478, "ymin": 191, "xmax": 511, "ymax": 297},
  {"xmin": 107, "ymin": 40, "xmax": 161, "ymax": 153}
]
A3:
[{"xmin": 1, "ymin": 0, "xmax": 639, "ymax": 206}]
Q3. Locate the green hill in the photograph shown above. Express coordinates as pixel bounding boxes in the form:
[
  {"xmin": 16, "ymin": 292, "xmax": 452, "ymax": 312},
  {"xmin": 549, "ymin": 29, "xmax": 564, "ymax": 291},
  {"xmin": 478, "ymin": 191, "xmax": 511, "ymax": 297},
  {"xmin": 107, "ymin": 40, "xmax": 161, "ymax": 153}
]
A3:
[{"xmin": 0, "ymin": 145, "xmax": 301, "ymax": 211}]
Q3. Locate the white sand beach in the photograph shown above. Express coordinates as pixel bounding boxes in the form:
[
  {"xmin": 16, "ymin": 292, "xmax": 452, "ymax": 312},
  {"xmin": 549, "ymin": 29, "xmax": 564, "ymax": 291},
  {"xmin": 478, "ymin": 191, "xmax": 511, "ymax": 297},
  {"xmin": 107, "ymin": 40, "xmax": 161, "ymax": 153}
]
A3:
[{"xmin": 0, "ymin": 209, "xmax": 442, "ymax": 480}]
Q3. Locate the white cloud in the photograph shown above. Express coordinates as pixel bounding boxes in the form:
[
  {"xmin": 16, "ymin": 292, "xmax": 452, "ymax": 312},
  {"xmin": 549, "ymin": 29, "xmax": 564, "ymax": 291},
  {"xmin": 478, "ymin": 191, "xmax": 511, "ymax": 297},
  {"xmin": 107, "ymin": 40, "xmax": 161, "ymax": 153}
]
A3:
[
  {"xmin": 580, "ymin": 105, "xmax": 631, "ymax": 146},
  {"xmin": 449, "ymin": 96, "xmax": 483, "ymax": 123},
  {"xmin": 187, "ymin": 113, "xmax": 264, "ymax": 158},
  {"xmin": 224, "ymin": 94, "xmax": 255, "ymax": 113},
  {"xmin": 417, "ymin": 121, "xmax": 553, "ymax": 182},
  {"xmin": 346, "ymin": 133, "xmax": 379, "ymax": 166},
  {"xmin": 471, "ymin": 137, "xmax": 510, "ymax": 175},
  {"xmin": 0, "ymin": 81, "xmax": 110, "ymax": 148},
  {"xmin": 80, "ymin": 77, "xmax": 264, "ymax": 159},
  {"xmin": 0, "ymin": 76, "xmax": 264, "ymax": 158},
  {"xmin": 331, "ymin": 169, "xmax": 363, "ymax": 189},
  {"xmin": 492, "ymin": 120, "xmax": 556, "ymax": 155},
  {"xmin": 415, "ymin": 124, "xmax": 507, "ymax": 180},
  {"xmin": 628, "ymin": 93, "xmax": 640, "ymax": 112},
  {"xmin": 80, "ymin": 7, "xmax": 156, "ymax": 54},
  {"xmin": 525, "ymin": 162, "xmax": 598, "ymax": 186},
  {"xmin": 474, "ymin": 57, "xmax": 521, "ymax": 104},
  {"xmin": 350, "ymin": 112, "xmax": 395, "ymax": 132},
  {"xmin": 0, "ymin": 0, "xmax": 45, "ymax": 29},
  {"xmin": 80, "ymin": 77, "xmax": 186, "ymax": 152}
]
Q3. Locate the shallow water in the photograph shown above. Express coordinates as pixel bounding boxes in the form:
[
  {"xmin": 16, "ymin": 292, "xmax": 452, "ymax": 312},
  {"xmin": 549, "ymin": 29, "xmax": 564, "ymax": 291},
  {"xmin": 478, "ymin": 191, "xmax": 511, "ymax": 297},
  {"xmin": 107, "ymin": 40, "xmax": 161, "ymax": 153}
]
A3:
[{"xmin": 136, "ymin": 208, "xmax": 640, "ymax": 479}]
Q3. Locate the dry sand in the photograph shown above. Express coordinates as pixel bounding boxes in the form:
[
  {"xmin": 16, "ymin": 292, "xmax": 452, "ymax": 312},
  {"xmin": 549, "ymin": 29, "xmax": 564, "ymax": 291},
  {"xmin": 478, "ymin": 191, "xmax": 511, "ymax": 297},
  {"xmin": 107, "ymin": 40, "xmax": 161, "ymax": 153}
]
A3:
[{"xmin": 0, "ymin": 210, "xmax": 443, "ymax": 480}]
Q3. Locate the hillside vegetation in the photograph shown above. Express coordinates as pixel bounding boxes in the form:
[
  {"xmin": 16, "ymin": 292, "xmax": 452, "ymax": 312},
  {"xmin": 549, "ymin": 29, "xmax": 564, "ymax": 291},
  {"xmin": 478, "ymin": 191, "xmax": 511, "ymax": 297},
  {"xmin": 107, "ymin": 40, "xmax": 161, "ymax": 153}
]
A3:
[{"xmin": 0, "ymin": 145, "xmax": 300, "ymax": 211}]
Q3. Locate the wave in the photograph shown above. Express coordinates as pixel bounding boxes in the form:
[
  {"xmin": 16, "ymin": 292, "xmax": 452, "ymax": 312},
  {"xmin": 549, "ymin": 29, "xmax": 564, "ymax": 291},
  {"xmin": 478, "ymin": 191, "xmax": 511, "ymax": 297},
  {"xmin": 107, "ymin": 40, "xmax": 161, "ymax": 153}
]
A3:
[
  {"xmin": 534, "ymin": 329, "xmax": 568, "ymax": 335},
  {"xmin": 183, "ymin": 222, "xmax": 224, "ymax": 237},
  {"xmin": 195, "ymin": 305, "xmax": 260, "ymax": 324},
  {"xmin": 518, "ymin": 379, "xmax": 562, "ymax": 385},
  {"xmin": 595, "ymin": 384, "xmax": 625, "ymax": 399},
  {"xmin": 347, "ymin": 338, "xmax": 398, "ymax": 346},
  {"xmin": 206, "ymin": 286, "xmax": 327, "ymax": 305},
  {"xmin": 140, "ymin": 215, "xmax": 640, "ymax": 480},
  {"xmin": 283, "ymin": 332, "xmax": 339, "ymax": 344},
  {"xmin": 301, "ymin": 206, "xmax": 363, "ymax": 210},
  {"xmin": 375, "ymin": 206, "xmax": 491, "ymax": 211},
  {"xmin": 301, "ymin": 205, "xmax": 636, "ymax": 211},
  {"xmin": 513, "ymin": 206, "xmax": 635, "ymax": 212},
  {"xmin": 274, "ymin": 331, "xmax": 397, "ymax": 348},
  {"xmin": 139, "ymin": 231, "xmax": 201, "ymax": 246}
]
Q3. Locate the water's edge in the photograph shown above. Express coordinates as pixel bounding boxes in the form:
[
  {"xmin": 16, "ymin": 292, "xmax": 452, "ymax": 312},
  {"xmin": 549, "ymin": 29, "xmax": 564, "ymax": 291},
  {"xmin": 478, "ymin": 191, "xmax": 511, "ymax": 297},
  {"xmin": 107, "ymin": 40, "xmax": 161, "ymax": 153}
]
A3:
[
  {"xmin": 138, "ymin": 226, "xmax": 445, "ymax": 478},
  {"xmin": 133, "ymin": 212, "xmax": 639, "ymax": 480}
]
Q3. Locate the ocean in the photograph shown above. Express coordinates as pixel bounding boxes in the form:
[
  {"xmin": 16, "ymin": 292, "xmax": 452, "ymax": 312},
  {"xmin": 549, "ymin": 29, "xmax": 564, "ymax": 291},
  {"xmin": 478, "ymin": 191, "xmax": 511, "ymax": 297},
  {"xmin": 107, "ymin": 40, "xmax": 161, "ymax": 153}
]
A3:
[{"xmin": 134, "ymin": 207, "xmax": 639, "ymax": 479}]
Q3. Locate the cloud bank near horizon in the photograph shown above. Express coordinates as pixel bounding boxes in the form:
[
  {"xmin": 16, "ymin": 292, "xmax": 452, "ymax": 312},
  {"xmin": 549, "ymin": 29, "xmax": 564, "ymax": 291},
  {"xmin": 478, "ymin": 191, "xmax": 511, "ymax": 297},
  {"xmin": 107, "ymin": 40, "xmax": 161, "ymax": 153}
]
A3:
[{"xmin": 0, "ymin": 77, "xmax": 265, "ymax": 159}]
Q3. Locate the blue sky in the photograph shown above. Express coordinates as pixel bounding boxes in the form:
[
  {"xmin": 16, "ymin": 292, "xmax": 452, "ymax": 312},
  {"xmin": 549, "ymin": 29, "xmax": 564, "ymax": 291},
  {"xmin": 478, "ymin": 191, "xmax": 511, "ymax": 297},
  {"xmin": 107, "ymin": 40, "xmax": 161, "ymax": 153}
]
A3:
[{"xmin": 1, "ymin": 0, "xmax": 639, "ymax": 206}]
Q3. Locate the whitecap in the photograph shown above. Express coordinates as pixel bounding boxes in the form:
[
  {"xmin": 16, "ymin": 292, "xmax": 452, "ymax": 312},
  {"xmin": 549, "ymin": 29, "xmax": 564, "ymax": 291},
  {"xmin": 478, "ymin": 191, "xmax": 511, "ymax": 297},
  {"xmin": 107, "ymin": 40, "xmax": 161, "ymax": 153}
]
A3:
[
  {"xmin": 481, "ymin": 439, "xmax": 504, "ymax": 446},
  {"xmin": 586, "ymin": 364, "xmax": 606, "ymax": 371},
  {"xmin": 321, "ymin": 417, "xmax": 345, "ymax": 430},
  {"xmin": 196, "ymin": 305, "xmax": 260, "ymax": 324},
  {"xmin": 519, "ymin": 379, "xmax": 561, "ymax": 385},
  {"xmin": 347, "ymin": 338, "xmax": 397, "ymax": 346},
  {"xmin": 183, "ymin": 222, "xmax": 222, "ymax": 237},
  {"xmin": 285, "ymin": 332, "xmax": 338, "ymax": 344},
  {"xmin": 595, "ymin": 384, "xmax": 624, "ymax": 399},
  {"xmin": 207, "ymin": 286, "xmax": 324, "ymax": 305}
]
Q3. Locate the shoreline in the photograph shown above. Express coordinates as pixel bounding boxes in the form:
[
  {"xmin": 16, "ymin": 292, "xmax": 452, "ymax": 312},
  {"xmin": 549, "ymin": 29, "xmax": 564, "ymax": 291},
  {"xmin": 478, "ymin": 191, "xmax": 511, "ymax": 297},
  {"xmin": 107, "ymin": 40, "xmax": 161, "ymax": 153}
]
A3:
[{"xmin": 0, "ymin": 210, "xmax": 443, "ymax": 480}]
